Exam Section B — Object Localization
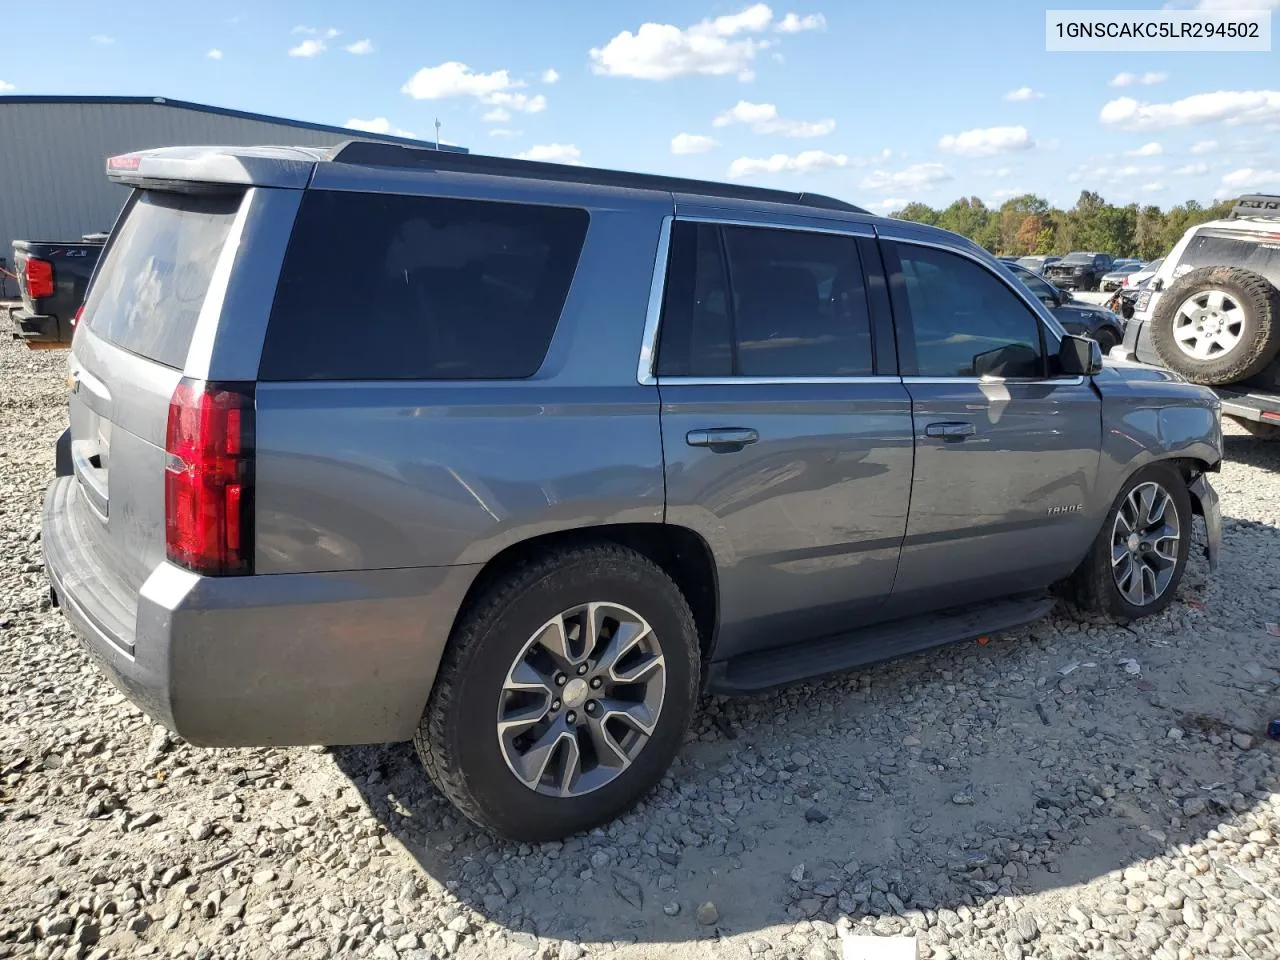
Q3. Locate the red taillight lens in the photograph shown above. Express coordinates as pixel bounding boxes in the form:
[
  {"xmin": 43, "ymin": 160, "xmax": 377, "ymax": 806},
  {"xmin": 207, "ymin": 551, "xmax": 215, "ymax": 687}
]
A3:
[
  {"xmin": 164, "ymin": 378, "xmax": 255, "ymax": 576},
  {"xmin": 25, "ymin": 258, "xmax": 54, "ymax": 299}
]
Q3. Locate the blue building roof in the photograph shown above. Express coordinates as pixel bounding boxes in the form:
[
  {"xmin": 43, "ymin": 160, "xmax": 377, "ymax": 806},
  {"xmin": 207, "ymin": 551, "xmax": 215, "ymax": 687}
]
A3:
[{"xmin": 0, "ymin": 95, "xmax": 467, "ymax": 153}]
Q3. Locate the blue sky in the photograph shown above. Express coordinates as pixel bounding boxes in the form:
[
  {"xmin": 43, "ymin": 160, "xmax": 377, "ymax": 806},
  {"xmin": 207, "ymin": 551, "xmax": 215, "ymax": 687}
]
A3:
[{"xmin": 2, "ymin": 0, "xmax": 1278, "ymax": 210}]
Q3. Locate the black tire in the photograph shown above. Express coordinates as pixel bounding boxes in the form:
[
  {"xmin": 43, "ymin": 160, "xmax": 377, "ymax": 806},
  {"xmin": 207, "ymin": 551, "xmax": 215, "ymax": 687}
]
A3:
[
  {"xmin": 415, "ymin": 544, "xmax": 700, "ymax": 841},
  {"xmin": 1150, "ymin": 266, "xmax": 1280, "ymax": 386},
  {"xmin": 1068, "ymin": 463, "xmax": 1192, "ymax": 621},
  {"xmin": 1092, "ymin": 327, "xmax": 1120, "ymax": 355}
]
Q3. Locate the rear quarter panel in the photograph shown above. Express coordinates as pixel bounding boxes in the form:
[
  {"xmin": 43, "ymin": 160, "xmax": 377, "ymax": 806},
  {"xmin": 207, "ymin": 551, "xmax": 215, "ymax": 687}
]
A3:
[{"xmin": 253, "ymin": 194, "xmax": 670, "ymax": 573}]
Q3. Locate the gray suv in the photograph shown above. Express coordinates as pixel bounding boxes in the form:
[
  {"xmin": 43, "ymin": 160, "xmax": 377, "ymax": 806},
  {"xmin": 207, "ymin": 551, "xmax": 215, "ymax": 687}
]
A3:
[{"xmin": 44, "ymin": 142, "xmax": 1223, "ymax": 841}]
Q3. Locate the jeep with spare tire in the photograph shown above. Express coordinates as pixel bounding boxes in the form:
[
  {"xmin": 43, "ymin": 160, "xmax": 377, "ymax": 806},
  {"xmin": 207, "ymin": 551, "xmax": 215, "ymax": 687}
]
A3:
[
  {"xmin": 44, "ymin": 141, "xmax": 1223, "ymax": 841},
  {"xmin": 1122, "ymin": 194, "xmax": 1280, "ymax": 437}
]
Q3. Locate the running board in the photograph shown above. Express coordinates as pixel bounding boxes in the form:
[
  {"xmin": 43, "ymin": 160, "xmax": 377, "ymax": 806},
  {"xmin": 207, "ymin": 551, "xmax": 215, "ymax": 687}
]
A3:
[{"xmin": 707, "ymin": 594, "xmax": 1056, "ymax": 695}]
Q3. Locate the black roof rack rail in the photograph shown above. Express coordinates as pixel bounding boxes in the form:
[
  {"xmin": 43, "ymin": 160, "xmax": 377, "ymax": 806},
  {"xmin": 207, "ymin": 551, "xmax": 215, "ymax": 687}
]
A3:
[
  {"xmin": 327, "ymin": 139, "xmax": 868, "ymax": 215},
  {"xmin": 1229, "ymin": 194, "xmax": 1280, "ymax": 220}
]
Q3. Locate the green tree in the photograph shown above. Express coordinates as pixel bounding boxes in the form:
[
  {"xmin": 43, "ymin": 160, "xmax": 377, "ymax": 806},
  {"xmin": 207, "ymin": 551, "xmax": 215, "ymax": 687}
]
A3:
[
  {"xmin": 892, "ymin": 202, "xmax": 939, "ymax": 225},
  {"xmin": 936, "ymin": 197, "xmax": 991, "ymax": 241}
]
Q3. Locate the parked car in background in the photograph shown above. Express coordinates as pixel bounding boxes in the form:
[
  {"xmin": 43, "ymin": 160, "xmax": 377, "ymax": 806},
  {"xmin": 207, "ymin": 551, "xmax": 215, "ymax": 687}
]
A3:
[
  {"xmin": 1006, "ymin": 261, "xmax": 1126, "ymax": 352},
  {"xmin": 1124, "ymin": 194, "xmax": 1280, "ymax": 436},
  {"xmin": 1016, "ymin": 255, "xmax": 1061, "ymax": 273},
  {"xmin": 44, "ymin": 142, "xmax": 1222, "ymax": 841},
  {"xmin": 1046, "ymin": 251, "xmax": 1116, "ymax": 291},
  {"xmin": 1125, "ymin": 257, "xmax": 1164, "ymax": 289},
  {"xmin": 8, "ymin": 235, "xmax": 106, "ymax": 347},
  {"xmin": 1099, "ymin": 263, "xmax": 1144, "ymax": 292}
]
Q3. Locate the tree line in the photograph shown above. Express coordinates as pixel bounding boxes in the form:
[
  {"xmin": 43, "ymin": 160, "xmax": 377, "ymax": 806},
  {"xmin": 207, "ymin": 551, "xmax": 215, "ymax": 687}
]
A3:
[{"xmin": 891, "ymin": 190, "xmax": 1235, "ymax": 261}]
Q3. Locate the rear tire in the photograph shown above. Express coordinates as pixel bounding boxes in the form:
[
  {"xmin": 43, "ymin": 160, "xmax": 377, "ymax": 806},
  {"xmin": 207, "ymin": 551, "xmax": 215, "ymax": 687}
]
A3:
[
  {"xmin": 1150, "ymin": 267, "xmax": 1280, "ymax": 386},
  {"xmin": 415, "ymin": 544, "xmax": 700, "ymax": 841},
  {"xmin": 1093, "ymin": 328, "xmax": 1120, "ymax": 355},
  {"xmin": 1068, "ymin": 463, "xmax": 1192, "ymax": 621}
]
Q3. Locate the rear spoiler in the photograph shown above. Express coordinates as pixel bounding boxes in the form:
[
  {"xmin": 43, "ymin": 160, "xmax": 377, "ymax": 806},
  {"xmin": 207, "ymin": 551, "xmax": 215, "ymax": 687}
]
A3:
[
  {"xmin": 1229, "ymin": 194, "xmax": 1280, "ymax": 221},
  {"xmin": 105, "ymin": 145, "xmax": 328, "ymax": 190}
]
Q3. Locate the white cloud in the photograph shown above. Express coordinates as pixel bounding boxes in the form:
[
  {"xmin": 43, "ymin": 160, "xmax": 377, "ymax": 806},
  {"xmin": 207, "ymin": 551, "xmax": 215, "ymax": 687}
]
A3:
[
  {"xmin": 1141, "ymin": 182, "xmax": 1166, "ymax": 192},
  {"xmin": 712, "ymin": 100, "xmax": 835, "ymax": 137},
  {"xmin": 401, "ymin": 62, "xmax": 547, "ymax": 113},
  {"xmin": 871, "ymin": 198, "xmax": 908, "ymax": 211},
  {"xmin": 775, "ymin": 11, "xmax": 826, "ymax": 32},
  {"xmin": 728, "ymin": 150, "xmax": 853, "ymax": 177},
  {"xmin": 484, "ymin": 91, "xmax": 548, "ymax": 114},
  {"xmin": 1067, "ymin": 163, "xmax": 1164, "ymax": 184},
  {"xmin": 1218, "ymin": 167, "xmax": 1280, "ymax": 196},
  {"xmin": 90, "ymin": 35, "xmax": 114, "ymax": 44},
  {"xmin": 483, "ymin": 107, "xmax": 512, "ymax": 123},
  {"xmin": 517, "ymin": 143, "xmax": 582, "ymax": 164},
  {"xmin": 1173, "ymin": 162, "xmax": 1210, "ymax": 175},
  {"xmin": 293, "ymin": 26, "xmax": 339, "ymax": 37},
  {"xmin": 1101, "ymin": 90, "xmax": 1280, "ymax": 129},
  {"xmin": 1190, "ymin": 139, "xmax": 1219, "ymax": 154},
  {"xmin": 1193, "ymin": 0, "xmax": 1278, "ymax": 8},
  {"xmin": 206, "ymin": 48, "xmax": 223, "ymax": 60},
  {"xmin": 589, "ymin": 3, "xmax": 792, "ymax": 81},
  {"xmin": 345, "ymin": 39, "xmax": 374, "ymax": 55},
  {"xmin": 990, "ymin": 187, "xmax": 1031, "ymax": 200},
  {"xmin": 542, "ymin": 68, "xmax": 560, "ymax": 84},
  {"xmin": 345, "ymin": 117, "xmax": 415, "ymax": 138},
  {"xmin": 0, "ymin": 80, "xmax": 14, "ymax": 92},
  {"xmin": 1125, "ymin": 142, "xmax": 1164, "ymax": 157},
  {"xmin": 859, "ymin": 163, "xmax": 953, "ymax": 192},
  {"xmin": 289, "ymin": 39, "xmax": 326, "ymax": 57},
  {"xmin": 937, "ymin": 125, "xmax": 1034, "ymax": 158},
  {"xmin": 488, "ymin": 128, "xmax": 521, "ymax": 138},
  {"xmin": 1109, "ymin": 71, "xmax": 1168, "ymax": 87},
  {"xmin": 1004, "ymin": 86, "xmax": 1045, "ymax": 102},
  {"xmin": 672, "ymin": 133, "xmax": 720, "ymax": 154}
]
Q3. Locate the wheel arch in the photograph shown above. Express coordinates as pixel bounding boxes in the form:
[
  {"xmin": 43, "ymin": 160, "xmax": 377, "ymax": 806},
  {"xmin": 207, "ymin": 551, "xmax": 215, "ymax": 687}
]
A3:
[{"xmin": 449, "ymin": 523, "xmax": 721, "ymax": 668}]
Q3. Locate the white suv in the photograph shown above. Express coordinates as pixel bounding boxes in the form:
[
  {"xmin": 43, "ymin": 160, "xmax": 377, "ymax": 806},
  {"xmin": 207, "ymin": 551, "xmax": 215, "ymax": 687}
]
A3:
[{"xmin": 1124, "ymin": 194, "xmax": 1280, "ymax": 434}]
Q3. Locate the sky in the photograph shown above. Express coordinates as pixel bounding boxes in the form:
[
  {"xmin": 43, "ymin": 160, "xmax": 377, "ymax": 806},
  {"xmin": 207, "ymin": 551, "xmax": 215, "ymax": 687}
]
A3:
[{"xmin": 2, "ymin": 0, "xmax": 1278, "ymax": 212}]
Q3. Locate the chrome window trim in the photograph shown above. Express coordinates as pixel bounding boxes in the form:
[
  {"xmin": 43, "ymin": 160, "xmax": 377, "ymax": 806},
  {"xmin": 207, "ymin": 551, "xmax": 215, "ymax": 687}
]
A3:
[
  {"xmin": 658, "ymin": 375, "xmax": 891, "ymax": 386},
  {"xmin": 903, "ymin": 376, "xmax": 1086, "ymax": 386},
  {"xmin": 636, "ymin": 214, "xmax": 877, "ymax": 385},
  {"xmin": 637, "ymin": 215, "xmax": 673, "ymax": 386}
]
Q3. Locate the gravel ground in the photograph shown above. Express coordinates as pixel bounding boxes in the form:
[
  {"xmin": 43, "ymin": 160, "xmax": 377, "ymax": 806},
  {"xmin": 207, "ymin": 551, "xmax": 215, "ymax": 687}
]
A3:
[{"xmin": 2, "ymin": 335, "xmax": 1279, "ymax": 960}]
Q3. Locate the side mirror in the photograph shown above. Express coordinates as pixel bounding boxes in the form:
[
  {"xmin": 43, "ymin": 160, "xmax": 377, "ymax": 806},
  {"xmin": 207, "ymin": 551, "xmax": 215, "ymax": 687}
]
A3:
[{"xmin": 1058, "ymin": 334, "xmax": 1104, "ymax": 376}]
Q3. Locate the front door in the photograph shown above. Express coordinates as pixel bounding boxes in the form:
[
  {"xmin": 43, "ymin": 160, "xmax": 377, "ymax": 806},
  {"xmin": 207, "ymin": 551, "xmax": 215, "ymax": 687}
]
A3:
[
  {"xmin": 879, "ymin": 237, "xmax": 1102, "ymax": 613},
  {"xmin": 653, "ymin": 215, "xmax": 914, "ymax": 659}
]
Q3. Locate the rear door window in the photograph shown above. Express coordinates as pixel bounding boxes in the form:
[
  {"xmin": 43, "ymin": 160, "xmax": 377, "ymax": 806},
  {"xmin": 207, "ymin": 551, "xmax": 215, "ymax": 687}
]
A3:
[
  {"xmin": 656, "ymin": 221, "xmax": 874, "ymax": 377},
  {"xmin": 259, "ymin": 191, "xmax": 589, "ymax": 381},
  {"xmin": 82, "ymin": 190, "xmax": 242, "ymax": 369},
  {"xmin": 1176, "ymin": 232, "xmax": 1280, "ymax": 282}
]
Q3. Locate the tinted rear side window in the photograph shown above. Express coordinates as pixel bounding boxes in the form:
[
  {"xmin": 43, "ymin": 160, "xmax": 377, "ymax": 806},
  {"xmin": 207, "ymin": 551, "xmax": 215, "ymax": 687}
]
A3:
[
  {"xmin": 1178, "ymin": 232, "xmax": 1280, "ymax": 282},
  {"xmin": 260, "ymin": 191, "xmax": 589, "ymax": 381},
  {"xmin": 82, "ymin": 190, "xmax": 242, "ymax": 369}
]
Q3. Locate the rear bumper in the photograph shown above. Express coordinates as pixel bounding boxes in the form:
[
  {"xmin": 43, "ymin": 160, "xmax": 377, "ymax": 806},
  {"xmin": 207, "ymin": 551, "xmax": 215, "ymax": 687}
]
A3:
[
  {"xmin": 43, "ymin": 476, "xmax": 479, "ymax": 746},
  {"xmin": 9, "ymin": 306, "xmax": 67, "ymax": 345}
]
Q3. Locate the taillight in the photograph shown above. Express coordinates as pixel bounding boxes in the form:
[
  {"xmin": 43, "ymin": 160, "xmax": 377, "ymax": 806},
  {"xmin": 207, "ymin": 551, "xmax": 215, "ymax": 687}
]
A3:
[
  {"xmin": 25, "ymin": 258, "xmax": 54, "ymax": 299},
  {"xmin": 164, "ymin": 378, "xmax": 255, "ymax": 576},
  {"xmin": 72, "ymin": 304, "xmax": 84, "ymax": 329}
]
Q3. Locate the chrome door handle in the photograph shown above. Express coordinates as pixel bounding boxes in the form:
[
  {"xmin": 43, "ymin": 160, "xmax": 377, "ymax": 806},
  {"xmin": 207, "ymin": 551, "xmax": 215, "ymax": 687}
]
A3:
[
  {"xmin": 925, "ymin": 421, "xmax": 976, "ymax": 441},
  {"xmin": 686, "ymin": 428, "xmax": 759, "ymax": 452}
]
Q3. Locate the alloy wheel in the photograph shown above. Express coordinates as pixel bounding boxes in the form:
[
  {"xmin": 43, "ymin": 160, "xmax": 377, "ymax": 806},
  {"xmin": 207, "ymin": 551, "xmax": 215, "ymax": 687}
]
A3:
[
  {"xmin": 496, "ymin": 602, "xmax": 666, "ymax": 798},
  {"xmin": 1172, "ymin": 289, "xmax": 1245, "ymax": 361},
  {"xmin": 1111, "ymin": 481, "xmax": 1182, "ymax": 607}
]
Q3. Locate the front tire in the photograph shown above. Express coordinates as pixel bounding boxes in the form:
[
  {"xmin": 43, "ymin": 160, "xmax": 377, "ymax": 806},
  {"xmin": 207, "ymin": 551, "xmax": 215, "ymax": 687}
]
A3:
[
  {"xmin": 1068, "ymin": 464, "xmax": 1192, "ymax": 621},
  {"xmin": 415, "ymin": 544, "xmax": 700, "ymax": 841}
]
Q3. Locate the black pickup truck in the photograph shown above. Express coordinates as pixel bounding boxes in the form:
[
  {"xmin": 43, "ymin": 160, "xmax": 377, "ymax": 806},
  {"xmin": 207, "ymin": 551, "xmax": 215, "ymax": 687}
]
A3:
[{"xmin": 8, "ymin": 236, "xmax": 106, "ymax": 347}]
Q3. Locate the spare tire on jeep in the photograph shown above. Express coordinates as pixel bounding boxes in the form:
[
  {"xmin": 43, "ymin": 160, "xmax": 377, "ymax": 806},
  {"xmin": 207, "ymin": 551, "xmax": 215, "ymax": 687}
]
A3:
[{"xmin": 1149, "ymin": 266, "xmax": 1280, "ymax": 385}]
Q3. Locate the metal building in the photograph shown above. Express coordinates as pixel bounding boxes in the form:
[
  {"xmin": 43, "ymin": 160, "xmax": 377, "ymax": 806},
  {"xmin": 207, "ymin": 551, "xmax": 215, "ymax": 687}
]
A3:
[{"xmin": 0, "ymin": 95, "xmax": 467, "ymax": 254}]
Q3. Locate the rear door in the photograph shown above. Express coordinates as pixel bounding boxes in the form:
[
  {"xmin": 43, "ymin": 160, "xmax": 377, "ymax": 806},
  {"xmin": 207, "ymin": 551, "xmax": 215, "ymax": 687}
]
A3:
[
  {"xmin": 879, "ymin": 237, "xmax": 1102, "ymax": 614},
  {"xmin": 67, "ymin": 188, "xmax": 247, "ymax": 595},
  {"xmin": 655, "ymin": 211, "xmax": 914, "ymax": 659}
]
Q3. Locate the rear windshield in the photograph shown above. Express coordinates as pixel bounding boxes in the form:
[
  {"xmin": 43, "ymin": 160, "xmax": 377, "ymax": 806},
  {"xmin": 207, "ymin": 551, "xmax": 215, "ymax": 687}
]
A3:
[
  {"xmin": 259, "ymin": 191, "xmax": 590, "ymax": 381},
  {"xmin": 1060, "ymin": 253, "xmax": 1095, "ymax": 264},
  {"xmin": 1177, "ymin": 232, "xmax": 1280, "ymax": 281},
  {"xmin": 82, "ymin": 190, "xmax": 242, "ymax": 369}
]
